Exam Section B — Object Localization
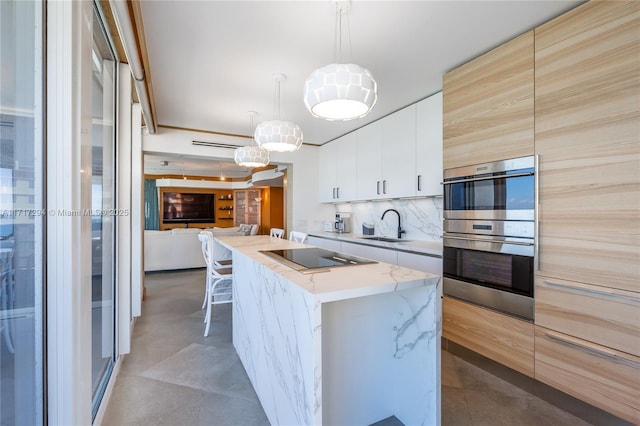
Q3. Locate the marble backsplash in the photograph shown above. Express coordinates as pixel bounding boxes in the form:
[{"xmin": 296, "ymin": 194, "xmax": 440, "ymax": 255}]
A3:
[{"xmin": 333, "ymin": 197, "xmax": 443, "ymax": 242}]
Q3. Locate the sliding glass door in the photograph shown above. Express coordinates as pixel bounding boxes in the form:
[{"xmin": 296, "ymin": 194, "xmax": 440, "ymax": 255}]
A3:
[
  {"xmin": 90, "ymin": 3, "xmax": 117, "ymax": 417},
  {"xmin": 0, "ymin": 1, "xmax": 45, "ymax": 424}
]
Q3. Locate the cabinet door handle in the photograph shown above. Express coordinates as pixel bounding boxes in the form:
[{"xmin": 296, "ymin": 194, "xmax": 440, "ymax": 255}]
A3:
[
  {"xmin": 332, "ymin": 188, "xmax": 336, "ymax": 199},
  {"xmin": 544, "ymin": 331, "xmax": 640, "ymax": 369},
  {"xmin": 336, "ymin": 187, "xmax": 340, "ymax": 199},
  {"xmin": 417, "ymin": 175, "xmax": 422, "ymax": 192},
  {"xmin": 383, "ymin": 180, "xmax": 387, "ymax": 194},
  {"xmin": 535, "ymin": 154, "xmax": 540, "ymax": 270},
  {"xmin": 542, "ymin": 280, "xmax": 640, "ymax": 303},
  {"xmin": 377, "ymin": 181, "xmax": 380, "ymax": 195}
]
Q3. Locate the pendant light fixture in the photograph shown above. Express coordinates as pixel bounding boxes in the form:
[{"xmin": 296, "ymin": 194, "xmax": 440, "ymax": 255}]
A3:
[
  {"xmin": 255, "ymin": 73, "xmax": 303, "ymax": 152},
  {"xmin": 234, "ymin": 111, "xmax": 270, "ymax": 168},
  {"xmin": 303, "ymin": 1, "xmax": 377, "ymax": 121}
]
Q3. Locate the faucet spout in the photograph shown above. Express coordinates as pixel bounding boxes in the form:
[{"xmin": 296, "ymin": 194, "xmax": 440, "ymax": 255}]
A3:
[{"xmin": 381, "ymin": 209, "xmax": 406, "ymax": 239}]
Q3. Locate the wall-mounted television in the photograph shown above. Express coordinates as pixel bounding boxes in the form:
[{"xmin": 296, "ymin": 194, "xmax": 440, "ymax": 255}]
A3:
[{"xmin": 162, "ymin": 192, "xmax": 216, "ymax": 223}]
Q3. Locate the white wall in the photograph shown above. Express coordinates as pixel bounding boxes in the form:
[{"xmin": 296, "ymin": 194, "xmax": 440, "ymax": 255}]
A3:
[{"xmin": 141, "ymin": 128, "xmax": 333, "ymax": 233}]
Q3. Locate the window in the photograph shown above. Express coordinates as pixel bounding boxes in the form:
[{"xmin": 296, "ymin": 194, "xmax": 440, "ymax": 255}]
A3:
[
  {"xmin": 90, "ymin": 4, "xmax": 117, "ymax": 417},
  {"xmin": 0, "ymin": 1, "xmax": 45, "ymax": 424}
]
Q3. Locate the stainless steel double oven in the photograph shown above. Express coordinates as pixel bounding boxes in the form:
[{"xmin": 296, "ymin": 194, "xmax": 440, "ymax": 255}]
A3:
[{"xmin": 442, "ymin": 156, "xmax": 535, "ymax": 320}]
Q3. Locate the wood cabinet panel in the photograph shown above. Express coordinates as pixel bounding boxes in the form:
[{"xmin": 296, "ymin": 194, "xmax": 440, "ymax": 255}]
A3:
[
  {"xmin": 535, "ymin": 0, "xmax": 640, "ymax": 292},
  {"xmin": 535, "ymin": 276, "xmax": 640, "ymax": 356},
  {"xmin": 443, "ymin": 30, "xmax": 534, "ymax": 169},
  {"xmin": 443, "ymin": 297, "xmax": 534, "ymax": 377},
  {"xmin": 535, "ymin": 326, "xmax": 640, "ymax": 424}
]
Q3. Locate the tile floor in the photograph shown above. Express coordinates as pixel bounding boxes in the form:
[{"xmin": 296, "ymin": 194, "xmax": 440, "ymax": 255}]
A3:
[{"xmin": 102, "ymin": 269, "xmax": 629, "ymax": 426}]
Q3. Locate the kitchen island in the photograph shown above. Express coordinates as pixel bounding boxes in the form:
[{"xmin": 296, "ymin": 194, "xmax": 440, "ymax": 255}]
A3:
[{"xmin": 214, "ymin": 235, "xmax": 441, "ymax": 426}]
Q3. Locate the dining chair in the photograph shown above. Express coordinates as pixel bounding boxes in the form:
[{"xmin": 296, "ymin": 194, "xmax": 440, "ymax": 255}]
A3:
[
  {"xmin": 199, "ymin": 231, "xmax": 233, "ymax": 337},
  {"xmin": 270, "ymin": 228, "xmax": 285, "ymax": 239},
  {"xmin": 289, "ymin": 231, "xmax": 308, "ymax": 243}
]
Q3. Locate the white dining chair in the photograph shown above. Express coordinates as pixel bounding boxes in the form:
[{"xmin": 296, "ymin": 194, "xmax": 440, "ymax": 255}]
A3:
[
  {"xmin": 289, "ymin": 231, "xmax": 308, "ymax": 243},
  {"xmin": 270, "ymin": 228, "xmax": 284, "ymax": 239},
  {"xmin": 199, "ymin": 231, "xmax": 233, "ymax": 337}
]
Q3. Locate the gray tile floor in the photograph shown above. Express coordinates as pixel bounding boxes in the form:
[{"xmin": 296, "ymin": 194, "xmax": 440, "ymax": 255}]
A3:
[{"xmin": 102, "ymin": 269, "xmax": 626, "ymax": 426}]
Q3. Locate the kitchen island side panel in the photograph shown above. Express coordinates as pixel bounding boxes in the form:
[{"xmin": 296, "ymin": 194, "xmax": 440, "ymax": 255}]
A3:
[
  {"xmin": 232, "ymin": 251, "xmax": 319, "ymax": 425},
  {"xmin": 322, "ymin": 283, "xmax": 441, "ymax": 426}
]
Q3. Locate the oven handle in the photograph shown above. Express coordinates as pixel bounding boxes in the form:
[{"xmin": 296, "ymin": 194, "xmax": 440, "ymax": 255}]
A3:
[
  {"xmin": 442, "ymin": 171, "xmax": 534, "ymax": 185},
  {"xmin": 443, "ymin": 235, "xmax": 534, "ymax": 246}
]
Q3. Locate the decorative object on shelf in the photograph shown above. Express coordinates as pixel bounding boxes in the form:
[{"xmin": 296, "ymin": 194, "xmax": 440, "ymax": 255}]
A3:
[
  {"xmin": 254, "ymin": 74, "xmax": 303, "ymax": 152},
  {"xmin": 235, "ymin": 111, "xmax": 270, "ymax": 167},
  {"xmin": 303, "ymin": 0, "xmax": 377, "ymax": 121}
]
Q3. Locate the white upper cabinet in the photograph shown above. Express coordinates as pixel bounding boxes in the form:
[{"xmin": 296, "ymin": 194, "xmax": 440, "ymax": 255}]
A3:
[
  {"xmin": 318, "ymin": 142, "xmax": 337, "ymax": 202},
  {"xmin": 356, "ymin": 120, "xmax": 383, "ymax": 200},
  {"xmin": 318, "ymin": 133, "xmax": 357, "ymax": 203},
  {"xmin": 381, "ymin": 104, "xmax": 417, "ymax": 198},
  {"xmin": 357, "ymin": 106, "xmax": 417, "ymax": 200},
  {"xmin": 415, "ymin": 92, "xmax": 443, "ymax": 197},
  {"xmin": 335, "ymin": 132, "xmax": 357, "ymax": 201},
  {"xmin": 323, "ymin": 93, "xmax": 442, "ymax": 202}
]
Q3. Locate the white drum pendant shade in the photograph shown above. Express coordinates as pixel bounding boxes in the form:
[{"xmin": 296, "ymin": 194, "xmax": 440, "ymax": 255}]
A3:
[
  {"xmin": 234, "ymin": 145, "xmax": 269, "ymax": 168},
  {"xmin": 304, "ymin": 63, "xmax": 377, "ymax": 121},
  {"xmin": 254, "ymin": 120, "xmax": 303, "ymax": 152}
]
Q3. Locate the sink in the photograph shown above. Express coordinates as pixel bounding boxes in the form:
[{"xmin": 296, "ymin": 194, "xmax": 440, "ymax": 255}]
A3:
[{"xmin": 362, "ymin": 236, "xmax": 411, "ymax": 243}]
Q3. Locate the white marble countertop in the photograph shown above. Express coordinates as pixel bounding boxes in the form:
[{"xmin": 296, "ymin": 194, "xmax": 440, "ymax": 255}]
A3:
[
  {"xmin": 215, "ymin": 235, "xmax": 440, "ymax": 304},
  {"xmin": 306, "ymin": 231, "xmax": 443, "ymax": 257}
]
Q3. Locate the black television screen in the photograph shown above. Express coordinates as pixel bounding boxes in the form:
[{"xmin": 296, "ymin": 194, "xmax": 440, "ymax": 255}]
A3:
[{"xmin": 163, "ymin": 192, "xmax": 216, "ymax": 223}]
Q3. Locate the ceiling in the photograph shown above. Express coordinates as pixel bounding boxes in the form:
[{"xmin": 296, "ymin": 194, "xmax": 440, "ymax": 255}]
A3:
[{"xmin": 138, "ymin": 0, "xmax": 582, "ymax": 177}]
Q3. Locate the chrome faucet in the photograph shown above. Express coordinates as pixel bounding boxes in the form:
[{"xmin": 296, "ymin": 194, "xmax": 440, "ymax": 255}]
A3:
[{"xmin": 381, "ymin": 209, "xmax": 406, "ymax": 239}]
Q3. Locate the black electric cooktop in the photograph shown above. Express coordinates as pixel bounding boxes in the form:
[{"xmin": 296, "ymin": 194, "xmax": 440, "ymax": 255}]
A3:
[{"xmin": 260, "ymin": 247, "xmax": 377, "ymax": 274}]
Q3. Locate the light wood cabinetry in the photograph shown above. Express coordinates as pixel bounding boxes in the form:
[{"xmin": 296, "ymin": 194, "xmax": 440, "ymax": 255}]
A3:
[
  {"xmin": 535, "ymin": 277, "xmax": 640, "ymax": 357},
  {"xmin": 318, "ymin": 133, "xmax": 357, "ymax": 203},
  {"xmin": 443, "ymin": 30, "xmax": 534, "ymax": 169},
  {"xmin": 532, "ymin": 3, "xmax": 640, "ymax": 422},
  {"xmin": 215, "ymin": 190, "xmax": 235, "ymax": 226},
  {"xmin": 535, "ymin": 326, "xmax": 640, "ymax": 424},
  {"xmin": 234, "ymin": 189, "xmax": 261, "ymax": 226},
  {"xmin": 259, "ymin": 187, "xmax": 283, "ymax": 236},
  {"xmin": 443, "ymin": 297, "xmax": 534, "ymax": 377},
  {"xmin": 415, "ymin": 92, "xmax": 443, "ymax": 197},
  {"xmin": 440, "ymin": 2, "xmax": 639, "ymax": 420},
  {"xmin": 535, "ymin": 0, "xmax": 640, "ymax": 293}
]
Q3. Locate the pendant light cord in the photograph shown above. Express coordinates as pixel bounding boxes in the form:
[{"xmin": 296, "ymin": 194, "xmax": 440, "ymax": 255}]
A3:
[{"xmin": 333, "ymin": 2, "xmax": 353, "ymax": 64}]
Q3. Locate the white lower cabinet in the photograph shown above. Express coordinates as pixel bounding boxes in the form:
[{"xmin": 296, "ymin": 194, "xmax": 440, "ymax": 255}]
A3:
[
  {"xmin": 397, "ymin": 251, "xmax": 442, "ymax": 275},
  {"xmin": 339, "ymin": 241, "xmax": 398, "ymax": 265},
  {"xmin": 307, "ymin": 236, "xmax": 342, "ymax": 252}
]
